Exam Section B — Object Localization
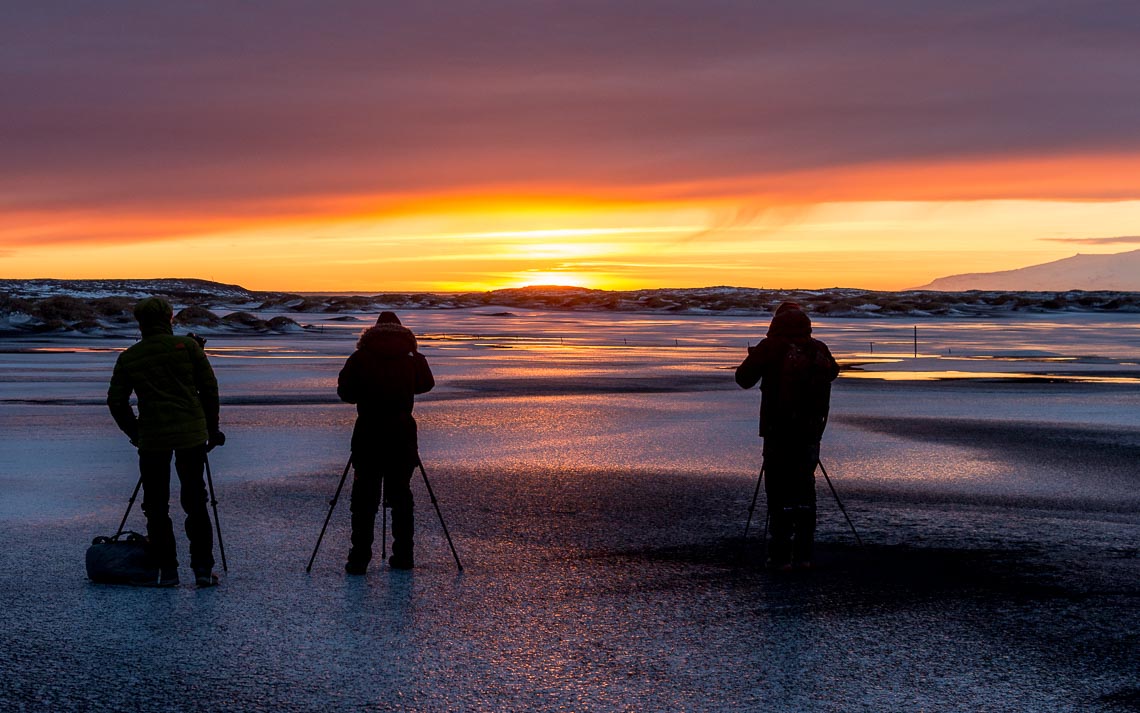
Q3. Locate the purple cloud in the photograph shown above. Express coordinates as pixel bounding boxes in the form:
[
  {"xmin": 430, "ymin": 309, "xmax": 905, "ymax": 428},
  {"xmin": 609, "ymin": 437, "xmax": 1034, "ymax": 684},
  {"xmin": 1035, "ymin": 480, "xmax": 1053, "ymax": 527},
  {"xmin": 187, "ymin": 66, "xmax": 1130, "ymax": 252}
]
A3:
[{"xmin": 2, "ymin": 0, "xmax": 1139, "ymax": 222}]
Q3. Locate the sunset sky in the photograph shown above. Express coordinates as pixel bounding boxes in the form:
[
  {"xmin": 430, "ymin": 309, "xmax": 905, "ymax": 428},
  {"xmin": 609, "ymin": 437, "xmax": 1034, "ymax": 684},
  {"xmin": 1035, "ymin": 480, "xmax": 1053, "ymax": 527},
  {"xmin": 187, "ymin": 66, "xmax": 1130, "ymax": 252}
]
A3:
[{"xmin": 3, "ymin": 1, "xmax": 1140, "ymax": 291}]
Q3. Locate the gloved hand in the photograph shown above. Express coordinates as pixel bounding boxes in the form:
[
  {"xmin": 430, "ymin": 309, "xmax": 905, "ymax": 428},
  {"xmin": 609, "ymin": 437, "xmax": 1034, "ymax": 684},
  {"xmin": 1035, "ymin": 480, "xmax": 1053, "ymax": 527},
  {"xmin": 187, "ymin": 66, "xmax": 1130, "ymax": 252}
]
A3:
[{"xmin": 207, "ymin": 430, "xmax": 226, "ymax": 452}]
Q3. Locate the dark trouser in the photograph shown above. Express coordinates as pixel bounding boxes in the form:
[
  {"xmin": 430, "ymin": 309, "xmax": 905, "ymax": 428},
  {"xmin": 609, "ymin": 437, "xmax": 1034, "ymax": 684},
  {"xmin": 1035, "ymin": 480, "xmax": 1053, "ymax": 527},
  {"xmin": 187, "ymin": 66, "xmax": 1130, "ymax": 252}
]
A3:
[
  {"xmin": 348, "ymin": 450, "xmax": 415, "ymax": 566},
  {"xmin": 763, "ymin": 439, "xmax": 820, "ymax": 565},
  {"xmin": 139, "ymin": 444, "xmax": 214, "ymax": 573}
]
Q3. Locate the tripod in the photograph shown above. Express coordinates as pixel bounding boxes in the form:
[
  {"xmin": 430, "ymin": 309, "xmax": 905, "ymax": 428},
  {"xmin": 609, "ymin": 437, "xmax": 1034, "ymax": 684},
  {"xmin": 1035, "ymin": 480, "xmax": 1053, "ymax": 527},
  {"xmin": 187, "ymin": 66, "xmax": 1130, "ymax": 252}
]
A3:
[
  {"xmin": 113, "ymin": 454, "xmax": 230, "ymax": 572},
  {"xmin": 306, "ymin": 455, "xmax": 464, "ymax": 572},
  {"xmin": 306, "ymin": 457, "xmax": 353, "ymax": 573},
  {"xmin": 743, "ymin": 458, "xmax": 863, "ymax": 554},
  {"xmin": 816, "ymin": 459, "xmax": 863, "ymax": 547},
  {"xmin": 741, "ymin": 464, "xmax": 771, "ymax": 562},
  {"xmin": 204, "ymin": 454, "xmax": 229, "ymax": 572},
  {"xmin": 115, "ymin": 474, "xmax": 144, "ymax": 538},
  {"xmin": 417, "ymin": 459, "xmax": 464, "ymax": 572}
]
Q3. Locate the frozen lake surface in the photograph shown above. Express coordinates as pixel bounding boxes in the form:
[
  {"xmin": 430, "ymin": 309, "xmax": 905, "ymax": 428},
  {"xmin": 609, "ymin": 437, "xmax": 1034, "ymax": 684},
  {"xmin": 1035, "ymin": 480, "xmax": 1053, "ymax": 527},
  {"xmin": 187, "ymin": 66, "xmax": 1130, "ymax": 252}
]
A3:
[{"xmin": 1, "ymin": 310, "xmax": 1138, "ymax": 711}]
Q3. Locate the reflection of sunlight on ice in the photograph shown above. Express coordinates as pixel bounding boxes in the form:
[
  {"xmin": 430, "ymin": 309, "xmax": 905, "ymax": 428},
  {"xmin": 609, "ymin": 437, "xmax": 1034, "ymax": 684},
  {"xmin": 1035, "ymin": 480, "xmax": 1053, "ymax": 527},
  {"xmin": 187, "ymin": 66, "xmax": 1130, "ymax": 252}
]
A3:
[
  {"xmin": 841, "ymin": 353, "xmax": 1139, "ymax": 383},
  {"xmin": 206, "ymin": 345, "xmax": 340, "ymax": 359},
  {"xmin": 842, "ymin": 370, "xmax": 1139, "ymax": 383},
  {"xmin": 5, "ymin": 310, "xmax": 1138, "ymax": 511},
  {"xmin": 841, "ymin": 446, "xmax": 1006, "ymax": 485},
  {"xmin": 26, "ymin": 347, "xmax": 123, "ymax": 354},
  {"xmin": 210, "ymin": 354, "xmax": 344, "ymax": 360}
]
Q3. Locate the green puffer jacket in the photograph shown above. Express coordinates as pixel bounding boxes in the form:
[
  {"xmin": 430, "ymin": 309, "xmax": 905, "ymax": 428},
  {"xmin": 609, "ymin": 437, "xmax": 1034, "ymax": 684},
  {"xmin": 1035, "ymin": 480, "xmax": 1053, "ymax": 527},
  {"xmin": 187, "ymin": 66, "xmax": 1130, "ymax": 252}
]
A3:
[{"xmin": 107, "ymin": 307, "xmax": 219, "ymax": 451}]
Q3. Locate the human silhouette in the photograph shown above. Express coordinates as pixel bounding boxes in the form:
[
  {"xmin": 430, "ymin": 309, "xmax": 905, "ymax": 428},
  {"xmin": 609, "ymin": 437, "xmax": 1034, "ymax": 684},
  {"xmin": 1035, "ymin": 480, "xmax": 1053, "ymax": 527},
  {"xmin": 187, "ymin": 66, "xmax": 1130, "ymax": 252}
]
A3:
[
  {"xmin": 735, "ymin": 302, "xmax": 839, "ymax": 570},
  {"xmin": 107, "ymin": 297, "xmax": 225, "ymax": 587},
  {"xmin": 338, "ymin": 311, "xmax": 434, "ymax": 572}
]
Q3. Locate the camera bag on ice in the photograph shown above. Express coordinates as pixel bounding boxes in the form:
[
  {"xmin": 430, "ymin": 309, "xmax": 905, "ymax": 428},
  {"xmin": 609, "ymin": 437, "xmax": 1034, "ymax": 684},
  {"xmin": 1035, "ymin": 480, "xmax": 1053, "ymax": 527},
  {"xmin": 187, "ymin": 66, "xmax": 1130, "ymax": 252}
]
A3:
[{"xmin": 85, "ymin": 530, "xmax": 159, "ymax": 585}]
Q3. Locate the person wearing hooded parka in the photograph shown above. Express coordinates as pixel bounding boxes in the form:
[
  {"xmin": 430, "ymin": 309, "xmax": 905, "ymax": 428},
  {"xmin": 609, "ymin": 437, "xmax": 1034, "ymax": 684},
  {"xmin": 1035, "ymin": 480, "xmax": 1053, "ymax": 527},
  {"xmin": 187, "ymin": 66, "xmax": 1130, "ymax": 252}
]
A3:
[
  {"xmin": 337, "ymin": 311, "xmax": 435, "ymax": 572},
  {"xmin": 107, "ymin": 297, "xmax": 224, "ymax": 587},
  {"xmin": 735, "ymin": 302, "xmax": 839, "ymax": 570}
]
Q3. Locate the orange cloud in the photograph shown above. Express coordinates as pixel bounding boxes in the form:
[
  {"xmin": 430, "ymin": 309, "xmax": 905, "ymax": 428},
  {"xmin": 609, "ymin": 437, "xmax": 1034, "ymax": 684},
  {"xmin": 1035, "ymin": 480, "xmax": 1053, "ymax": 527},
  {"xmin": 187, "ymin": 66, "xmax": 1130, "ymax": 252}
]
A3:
[{"xmin": 5, "ymin": 150, "xmax": 1139, "ymax": 252}]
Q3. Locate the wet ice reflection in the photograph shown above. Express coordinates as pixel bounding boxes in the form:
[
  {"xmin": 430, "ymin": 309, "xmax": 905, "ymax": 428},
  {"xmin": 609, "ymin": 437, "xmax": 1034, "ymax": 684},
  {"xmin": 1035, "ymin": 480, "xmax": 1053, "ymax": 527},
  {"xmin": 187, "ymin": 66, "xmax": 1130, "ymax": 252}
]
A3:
[
  {"xmin": 2, "ymin": 309, "xmax": 1138, "ymax": 512},
  {"xmin": 1, "ymin": 309, "xmax": 1138, "ymax": 711}
]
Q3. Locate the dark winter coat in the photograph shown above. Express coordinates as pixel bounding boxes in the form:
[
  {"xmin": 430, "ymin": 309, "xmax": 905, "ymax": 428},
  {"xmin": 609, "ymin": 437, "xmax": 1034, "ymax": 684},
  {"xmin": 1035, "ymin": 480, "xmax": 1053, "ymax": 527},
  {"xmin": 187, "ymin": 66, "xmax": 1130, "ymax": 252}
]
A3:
[
  {"xmin": 735, "ymin": 308, "xmax": 839, "ymax": 441},
  {"xmin": 107, "ymin": 303, "xmax": 219, "ymax": 451},
  {"xmin": 337, "ymin": 323, "xmax": 434, "ymax": 456}
]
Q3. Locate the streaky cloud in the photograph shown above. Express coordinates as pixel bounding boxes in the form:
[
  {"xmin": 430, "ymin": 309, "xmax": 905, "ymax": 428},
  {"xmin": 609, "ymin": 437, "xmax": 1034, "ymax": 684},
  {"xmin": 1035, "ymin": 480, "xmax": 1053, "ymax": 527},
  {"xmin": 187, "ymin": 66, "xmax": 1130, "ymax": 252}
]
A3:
[
  {"xmin": 2, "ymin": 0, "xmax": 1140, "ymax": 229},
  {"xmin": 1039, "ymin": 235, "xmax": 1140, "ymax": 245}
]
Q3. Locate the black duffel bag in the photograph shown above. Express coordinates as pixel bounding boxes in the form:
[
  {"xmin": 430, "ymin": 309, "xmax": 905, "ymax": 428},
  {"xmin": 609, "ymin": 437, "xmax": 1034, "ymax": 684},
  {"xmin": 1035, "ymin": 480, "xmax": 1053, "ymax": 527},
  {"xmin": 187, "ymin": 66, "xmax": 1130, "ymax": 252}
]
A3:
[{"xmin": 85, "ymin": 531, "xmax": 160, "ymax": 585}]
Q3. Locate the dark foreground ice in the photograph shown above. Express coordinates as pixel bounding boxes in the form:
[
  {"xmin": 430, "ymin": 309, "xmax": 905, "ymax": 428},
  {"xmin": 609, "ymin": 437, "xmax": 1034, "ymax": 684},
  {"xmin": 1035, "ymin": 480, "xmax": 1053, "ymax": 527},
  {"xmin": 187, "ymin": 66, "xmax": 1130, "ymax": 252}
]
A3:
[{"xmin": 1, "ymin": 310, "xmax": 1138, "ymax": 712}]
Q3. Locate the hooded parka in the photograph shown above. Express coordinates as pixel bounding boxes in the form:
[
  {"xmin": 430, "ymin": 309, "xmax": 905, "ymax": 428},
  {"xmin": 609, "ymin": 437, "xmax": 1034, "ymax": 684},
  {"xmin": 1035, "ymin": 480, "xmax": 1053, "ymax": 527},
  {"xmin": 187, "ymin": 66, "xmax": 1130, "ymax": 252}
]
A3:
[
  {"xmin": 735, "ymin": 303, "xmax": 840, "ymax": 567},
  {"xmin": 337, "ymin": 319, "xmax": 435, "ymax": 456},
  {"xmin": 734, "ymin": 304, "xmax": 839, "ymax": 441},
  {"xmin": 107, "ymin": 298, "xmax": 219, "ymax": 450},
  {"xmin": 337, "ymin": 313, "xmax": 434, "ymax": 570}
]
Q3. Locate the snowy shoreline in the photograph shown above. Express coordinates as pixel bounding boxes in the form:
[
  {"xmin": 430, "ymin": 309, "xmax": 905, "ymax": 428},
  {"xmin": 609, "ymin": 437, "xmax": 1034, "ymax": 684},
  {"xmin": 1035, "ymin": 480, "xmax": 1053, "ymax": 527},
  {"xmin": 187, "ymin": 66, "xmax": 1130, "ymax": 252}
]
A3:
[{"xmin": 4, "ymin": 278, "xmax": 1140, "ymax": 336}]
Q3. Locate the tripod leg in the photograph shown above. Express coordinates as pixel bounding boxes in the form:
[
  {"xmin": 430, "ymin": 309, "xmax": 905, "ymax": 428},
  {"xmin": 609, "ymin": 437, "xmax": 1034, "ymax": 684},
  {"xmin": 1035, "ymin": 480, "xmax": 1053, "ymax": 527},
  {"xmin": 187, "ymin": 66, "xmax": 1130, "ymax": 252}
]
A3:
[
  {"xmin": 760, "ymin": 509, "xmax": 770, "ymax": 562},
  {"xmin": 306, "ymin": 457, "xmax": 353, "ymax": 573},
  {"xmin": 115, "ymin": 474, "xmax": 144, "ymax": 537},
  {"xmin": 743, "ymin": 464, "xmax": 765, "ymax": 538},
  {"xmin": 417, "ymin": 460, "xmax": 463, "ymax": 572},
  {"xmin": 818, "ymin": 459, "xmax": 863, "ymax": 547},
  {"xmin": 204, "ymin": 454, "xmax": 228, "ymax": 572}
]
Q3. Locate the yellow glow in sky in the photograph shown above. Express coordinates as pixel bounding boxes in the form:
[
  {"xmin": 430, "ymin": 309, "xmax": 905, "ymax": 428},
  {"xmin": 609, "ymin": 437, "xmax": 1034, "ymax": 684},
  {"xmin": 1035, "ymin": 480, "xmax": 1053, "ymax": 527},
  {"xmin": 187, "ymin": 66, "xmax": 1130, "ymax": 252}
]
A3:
[{"xmin": 4, "ymin": 196, "xmax": 1140, "ymax": 292}]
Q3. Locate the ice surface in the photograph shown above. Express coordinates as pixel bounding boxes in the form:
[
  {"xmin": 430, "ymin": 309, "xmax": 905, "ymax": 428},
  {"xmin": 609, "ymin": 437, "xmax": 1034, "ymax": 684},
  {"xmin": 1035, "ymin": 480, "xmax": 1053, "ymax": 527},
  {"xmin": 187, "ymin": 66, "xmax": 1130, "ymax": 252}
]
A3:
[{"xmin": 1, "ymin": 310, "xmax": 1137, "ymax": 711}]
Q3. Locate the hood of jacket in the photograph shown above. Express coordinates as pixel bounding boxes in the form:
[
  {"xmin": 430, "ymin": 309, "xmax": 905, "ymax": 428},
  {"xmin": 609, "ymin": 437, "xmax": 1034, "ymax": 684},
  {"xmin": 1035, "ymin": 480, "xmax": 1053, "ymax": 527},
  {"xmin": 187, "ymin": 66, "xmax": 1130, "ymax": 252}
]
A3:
[
  {"xmin": 357, "ymin": 322, "xmax": 418, "ymax": 356},
  {"xmin": 134, "ymin": 297, "xmax": 174, "ymax": 337},
  {"xmin": 766, "ymin": 306, "xmax": 812, "ymax": 339}
]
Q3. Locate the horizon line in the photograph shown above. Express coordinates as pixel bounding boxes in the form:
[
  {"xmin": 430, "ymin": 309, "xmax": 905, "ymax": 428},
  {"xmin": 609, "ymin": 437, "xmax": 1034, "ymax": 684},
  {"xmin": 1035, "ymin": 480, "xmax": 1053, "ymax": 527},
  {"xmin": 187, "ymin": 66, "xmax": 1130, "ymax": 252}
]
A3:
[{"xmin": 6, "ymin": 276, "xmax": 1139, "ymax": 296}]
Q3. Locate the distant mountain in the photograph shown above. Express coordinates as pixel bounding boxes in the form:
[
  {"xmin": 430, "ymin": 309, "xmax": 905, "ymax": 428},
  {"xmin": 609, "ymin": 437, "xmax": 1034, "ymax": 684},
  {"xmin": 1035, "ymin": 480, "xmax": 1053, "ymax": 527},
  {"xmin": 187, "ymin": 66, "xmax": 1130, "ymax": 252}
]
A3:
[{"xmin": 913, "ymin": 249, "xmax": 1140, "ymax": 291}]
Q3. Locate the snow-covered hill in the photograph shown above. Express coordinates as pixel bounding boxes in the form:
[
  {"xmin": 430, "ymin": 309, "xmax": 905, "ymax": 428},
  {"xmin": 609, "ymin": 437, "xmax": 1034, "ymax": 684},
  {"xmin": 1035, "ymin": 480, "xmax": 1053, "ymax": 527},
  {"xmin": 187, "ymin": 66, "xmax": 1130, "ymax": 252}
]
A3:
[
  {"xmin": 3, "ymin": 279, "xmax": 1139, "ymax": 335},
  {"xmin": 0, "ymin": 277, "xmax": 257, "ymax": 303},
  {"xmin": 0, "ymin": 279, "xmax": 290, "ymax": 336},
  {"xmin": 914, "ymin": 249, "xmax": 1140, "ymax": 291}
]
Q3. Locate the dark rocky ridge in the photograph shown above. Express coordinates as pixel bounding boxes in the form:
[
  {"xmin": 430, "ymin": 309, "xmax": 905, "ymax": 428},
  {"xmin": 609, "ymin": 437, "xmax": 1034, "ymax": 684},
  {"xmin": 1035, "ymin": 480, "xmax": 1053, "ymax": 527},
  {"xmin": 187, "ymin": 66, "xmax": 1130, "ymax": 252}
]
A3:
[{"xmin": 2, "ymin": 279, "xmax": 1139, "ymax": 335}]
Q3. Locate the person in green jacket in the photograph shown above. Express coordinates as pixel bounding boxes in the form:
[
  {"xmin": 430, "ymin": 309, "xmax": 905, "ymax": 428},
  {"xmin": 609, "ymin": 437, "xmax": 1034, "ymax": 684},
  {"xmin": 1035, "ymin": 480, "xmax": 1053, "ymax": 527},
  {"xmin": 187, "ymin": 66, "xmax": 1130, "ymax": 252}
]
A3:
[{"xmin": 107, "ymin": 297, "xmax": 225, "ymax": 587}]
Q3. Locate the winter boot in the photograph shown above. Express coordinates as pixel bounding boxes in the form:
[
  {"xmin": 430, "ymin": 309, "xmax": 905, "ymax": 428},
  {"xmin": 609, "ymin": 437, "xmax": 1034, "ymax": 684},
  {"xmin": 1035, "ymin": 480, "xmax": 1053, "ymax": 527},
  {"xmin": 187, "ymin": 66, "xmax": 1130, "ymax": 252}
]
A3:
[
  {"xmin": 345, "ymin": 548, "xmax": 370, "ymax": 575},
  {"xmin": 388, "ymin": 554, "xmax": 414, "ymax": 570},
  {"xmin": 132, "ymin": 568, "xmax": 180, "ymax": 588}
]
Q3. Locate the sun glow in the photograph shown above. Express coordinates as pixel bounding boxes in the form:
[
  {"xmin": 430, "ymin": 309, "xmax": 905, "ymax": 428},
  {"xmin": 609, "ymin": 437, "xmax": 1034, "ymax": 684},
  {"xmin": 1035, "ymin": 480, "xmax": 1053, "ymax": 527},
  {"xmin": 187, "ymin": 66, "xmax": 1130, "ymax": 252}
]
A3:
[
  {"xmin": 5, "ymin": 187, "xmax": 1140, "ymax": 292},
  {"xmin": 504, "ymin": 270, "xmax": 599, "ymax": 289}
]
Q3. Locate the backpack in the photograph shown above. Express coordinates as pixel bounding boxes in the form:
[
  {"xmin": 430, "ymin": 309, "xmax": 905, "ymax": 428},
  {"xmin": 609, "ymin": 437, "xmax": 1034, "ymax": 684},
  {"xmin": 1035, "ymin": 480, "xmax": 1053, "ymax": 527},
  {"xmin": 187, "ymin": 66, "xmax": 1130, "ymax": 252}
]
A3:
[{"xmin": 773, "ymin": 341, "xmax": 834, "ymax": 438}]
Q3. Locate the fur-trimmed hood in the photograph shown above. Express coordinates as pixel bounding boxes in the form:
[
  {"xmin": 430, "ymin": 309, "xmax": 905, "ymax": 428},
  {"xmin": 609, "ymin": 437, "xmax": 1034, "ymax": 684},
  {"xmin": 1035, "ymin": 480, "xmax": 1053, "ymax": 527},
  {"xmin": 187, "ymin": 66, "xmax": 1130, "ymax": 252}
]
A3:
[{"xmin": 357, "ymin": 322, "xmax": 418, "ymax": 356}]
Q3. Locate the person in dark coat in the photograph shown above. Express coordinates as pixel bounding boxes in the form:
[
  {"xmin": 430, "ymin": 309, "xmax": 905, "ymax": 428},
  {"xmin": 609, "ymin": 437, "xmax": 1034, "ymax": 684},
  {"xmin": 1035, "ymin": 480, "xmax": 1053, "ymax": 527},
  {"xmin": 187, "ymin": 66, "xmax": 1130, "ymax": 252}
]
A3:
[
  {"xmin": 338, "ymin": 311, "xmax": 434, "ymax": 572},
  {"xmin": 107, "ymin": 297, "xmax": 225, "ymax": 587},
  {"xmin": 735, "ymin": 302, "xmax": 839, "ymax": 570}
]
